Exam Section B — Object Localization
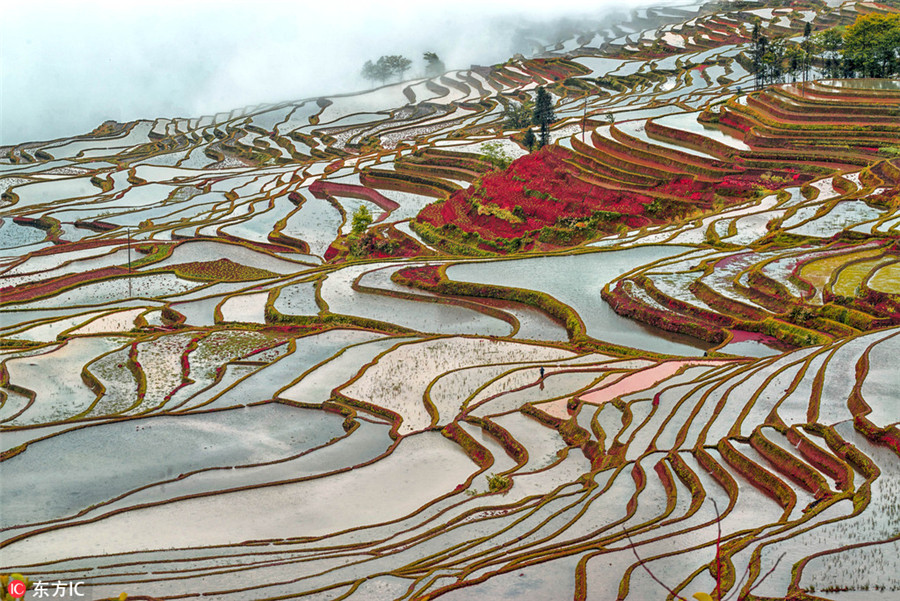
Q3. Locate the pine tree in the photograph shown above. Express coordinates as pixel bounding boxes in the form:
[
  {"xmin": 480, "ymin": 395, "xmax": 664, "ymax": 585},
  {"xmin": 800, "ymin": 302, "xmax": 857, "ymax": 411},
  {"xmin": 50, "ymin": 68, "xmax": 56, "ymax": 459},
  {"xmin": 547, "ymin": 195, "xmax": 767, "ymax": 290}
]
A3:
[
  {"xmin": 802, "ymin": 22, "xmax": 814, "ymax": 83},
  {"xmin": 752, "ymin": 23, "xmax": 769, "ymax": 89},
  {"xmin": 523, "ymin": 128, "xmax": 536, "ymax": 151},
  {"xmin": 532, "ymin": 87, "xmax": 556, "ymax": 148}
]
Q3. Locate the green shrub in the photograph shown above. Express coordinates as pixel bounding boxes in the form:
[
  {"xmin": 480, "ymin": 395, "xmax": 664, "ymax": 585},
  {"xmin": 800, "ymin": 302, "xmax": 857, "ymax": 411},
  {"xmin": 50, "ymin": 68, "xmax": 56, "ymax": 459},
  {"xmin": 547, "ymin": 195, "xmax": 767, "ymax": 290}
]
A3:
[
  {"xmin": 479, "ymin": 142, "xmax": 513, "ymax": 170},
  {"xmin": 486, "ymin": 473, "xmax": 510, "ymax": 493}
]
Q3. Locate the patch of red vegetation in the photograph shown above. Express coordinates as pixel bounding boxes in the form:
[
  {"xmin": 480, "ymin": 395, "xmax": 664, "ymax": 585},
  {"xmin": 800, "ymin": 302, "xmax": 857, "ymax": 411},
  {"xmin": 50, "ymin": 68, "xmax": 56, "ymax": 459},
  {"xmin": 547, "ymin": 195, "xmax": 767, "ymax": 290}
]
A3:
[
  {"xmin": 365, "ymin": 225, "xmax": 430, "ymax": 259},
  {"xmin": 870, "ymin": 188, "xmax": 898, "ymax": 206},
  {"xmin": 418, "ymin": 146, "xmax": 650, "ymax": 242},
  {"xmin": 323, "ymin": 245, "xmax": 340, "ymax": 262},
  {"xmin": 853, "ymin": 289, "xmax": 900, "ymax": 324},
  {"xmin": 519, "ymin": 58, "xmax": 587, "ymax": 80},
  {"xmin": 727, "ymin": 329, "xmax": 783, "ymax": 344},
  {"xmin": 324, "ymin": 159, "xmax": 345, "ymax": 174},
  {"xmin": 0, "ymin": 266, "xmax": 130, "ymax": 305},
  {"xmin": 654, "ymin": 176, "xmax": 715, "ymax": 202},
  {"xmin": 719, "ymin": 114, "xmax": 752, "ymax": 133},
  {"xmin": 395, "ymin": 265, "xmax": 442, "ymax": 287},
  {"xmin": 416, "ymin": 145, "xmax": 808, "ymax": 250},
  {"xmin": 718, "ymin": 169, "xmax": 809, "ymax": 195},
  {"xmin": 325, "ymin": 224, "xmax": 433, "ymax": 262}
]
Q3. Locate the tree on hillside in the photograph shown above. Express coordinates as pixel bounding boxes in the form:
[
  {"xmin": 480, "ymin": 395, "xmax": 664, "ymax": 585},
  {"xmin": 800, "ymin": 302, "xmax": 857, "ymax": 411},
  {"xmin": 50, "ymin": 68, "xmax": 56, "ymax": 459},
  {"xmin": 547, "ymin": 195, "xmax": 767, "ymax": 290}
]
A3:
[
  {"xmin": 522, "ymin": 128, "xmax": 536, "ymax": 152},
  {"xmin": 362, "ymin": 56, "xmax": 393, "ymax": 85},
  {"xmin": 760, "ymin": 38, "xmax": 786, "ymax": 85},
  {"xmin": 532, "ymin": 86, "xmax": 556, "ymax": 148},
  {"xmin": 351, "ymin": 204, "xmax": 373, "ymax": 236},
  {"xmin": 842, "ymin": 13, "xmax": 900, "ymax": 78},
  {"xmin": 801, "ymin": 23, "xmax": 814, "ymax": 82},
  {"xmin": 361, "ymin": 60, "xmax": 389, "ymax": 86},
  {"xmin": 479, "ymin": 141, "xmax": 513, "ymax": 170},
  {"xmin": 384, "ymin": 55, "xmax": 413, "ymax": 81},
  {"xmin": 361, "ymin": 55, "xmax": 414, "ymax": 86},
  {"xmin": 423, "ymin": 52, "xmax": 445, "ymax": 77},
  {"xmin": 747, "ymin": 14, "xmax": 898, "ymax": 88},
  {"xmin": 784, "ymin": 44, "xmax": 804, "ymax": 82},
  {"xmin": 503, "ymin": 100, "xmax": 533, "ymax": 129},
  {"xmin": 814, "ymin": 28, "xmax": 845, "ymax": 78},
  {"xmin": 751, "ymin": 23, "xmax": 769, "ymax": 89}
]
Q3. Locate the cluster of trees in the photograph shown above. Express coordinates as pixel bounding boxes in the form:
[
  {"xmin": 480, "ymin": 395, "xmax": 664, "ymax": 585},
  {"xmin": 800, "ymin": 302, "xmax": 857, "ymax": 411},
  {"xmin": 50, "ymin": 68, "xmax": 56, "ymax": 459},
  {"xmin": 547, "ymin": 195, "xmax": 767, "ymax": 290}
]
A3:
[
  {"xmin": 361, "ymin": 52, "xmax": 446, "ymax": 86},
  {"xmin": 752, "ymin": 22, "xmax": 815, "ymax": 87},
  {"xmin": 361, "ymin": 56, "xmax": 412, "ymax": 86},
  {"xmin": 503, "ymin": 86, "xmax": 557, "ymax": 151},
  {"xmin": 829, "ymin": 13, "xmax": 900, "ymax": 78},
  {"xmin": 751, "ymin": 14, "xmax": 900, "ymax": 88}
]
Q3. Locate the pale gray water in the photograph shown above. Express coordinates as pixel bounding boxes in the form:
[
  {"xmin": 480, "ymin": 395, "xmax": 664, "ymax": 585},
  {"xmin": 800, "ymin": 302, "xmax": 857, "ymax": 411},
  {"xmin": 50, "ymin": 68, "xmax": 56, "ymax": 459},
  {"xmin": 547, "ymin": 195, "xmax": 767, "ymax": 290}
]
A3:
[{"xmin": 447, "ymin": 247, "xmax": 712, "ymax": 355}]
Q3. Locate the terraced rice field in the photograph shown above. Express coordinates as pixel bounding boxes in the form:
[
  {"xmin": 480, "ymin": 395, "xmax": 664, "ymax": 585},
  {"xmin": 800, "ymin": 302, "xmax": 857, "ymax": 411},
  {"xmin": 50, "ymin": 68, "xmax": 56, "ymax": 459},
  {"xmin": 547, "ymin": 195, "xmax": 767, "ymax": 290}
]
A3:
[{"xmin": 1, "ymin": 1, "xmax": 899, "ymax": 599}]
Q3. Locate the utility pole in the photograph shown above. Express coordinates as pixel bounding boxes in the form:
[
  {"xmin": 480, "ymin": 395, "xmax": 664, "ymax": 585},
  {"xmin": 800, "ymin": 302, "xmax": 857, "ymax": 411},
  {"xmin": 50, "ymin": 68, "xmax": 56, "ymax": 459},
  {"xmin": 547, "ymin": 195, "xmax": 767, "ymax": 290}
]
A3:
[
  {"xmin": 126, "ymin": 227, "xmax": 133, "ymax": 298},
  {"xmin": 582, "ymin": 92, "xmax": 588, "ymax": 143}
]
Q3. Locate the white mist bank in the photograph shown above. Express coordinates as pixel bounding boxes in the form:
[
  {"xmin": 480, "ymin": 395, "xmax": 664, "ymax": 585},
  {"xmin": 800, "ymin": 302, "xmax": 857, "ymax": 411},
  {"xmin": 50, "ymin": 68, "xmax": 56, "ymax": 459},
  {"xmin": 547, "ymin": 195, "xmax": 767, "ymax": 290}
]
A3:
[{"xmin": 1, "ymin": 0, "xmax": 694, "ymax": 145}]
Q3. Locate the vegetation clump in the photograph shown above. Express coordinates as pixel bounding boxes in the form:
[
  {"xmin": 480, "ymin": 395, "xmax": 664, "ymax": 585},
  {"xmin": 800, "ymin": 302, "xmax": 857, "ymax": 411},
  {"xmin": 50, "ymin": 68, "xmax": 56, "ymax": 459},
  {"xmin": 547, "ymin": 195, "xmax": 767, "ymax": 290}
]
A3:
[
  {"xmin": 166, "ymin": 259, "xmax": 281, "ymax": 282},
  {"xmin": 532, "ymin": 86, "xmax": 557, "ymax": 148},
  {"xmin": 361, "ymin": 55, "xmax": 413, "ymax": 85},
  {"xmin": 486, "ymin": 473, "xmax": 510, "ymax": 493},
  {"xmin": 751, "ymin": 13, "xmax": 900, "ymax": 85},
  {"xmin": 478, "ymin": 141, "xmax": 513, "ymax": 170}
]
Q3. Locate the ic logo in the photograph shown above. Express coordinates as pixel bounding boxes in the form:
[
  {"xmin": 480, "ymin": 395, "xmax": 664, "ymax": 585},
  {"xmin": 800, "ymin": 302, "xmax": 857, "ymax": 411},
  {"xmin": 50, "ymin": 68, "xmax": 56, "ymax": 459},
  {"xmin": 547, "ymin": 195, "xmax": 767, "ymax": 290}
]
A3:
[{"xmin": 7, "ymin": 579, "xmax": 27, "ymax": 598}]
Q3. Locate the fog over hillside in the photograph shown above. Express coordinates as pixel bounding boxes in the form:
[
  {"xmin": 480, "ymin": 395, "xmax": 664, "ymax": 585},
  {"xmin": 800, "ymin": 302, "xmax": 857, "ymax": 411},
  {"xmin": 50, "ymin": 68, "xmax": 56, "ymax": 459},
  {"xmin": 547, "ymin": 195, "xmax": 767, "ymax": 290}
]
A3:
[{"xmin": 1, "ymin": 0, "xmax": 690, "ymax": 145}]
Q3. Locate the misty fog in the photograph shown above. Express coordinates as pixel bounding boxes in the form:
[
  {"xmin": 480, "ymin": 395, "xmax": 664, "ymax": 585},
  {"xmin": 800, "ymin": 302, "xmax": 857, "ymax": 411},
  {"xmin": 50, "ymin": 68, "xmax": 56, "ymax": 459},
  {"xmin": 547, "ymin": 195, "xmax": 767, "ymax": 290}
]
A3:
[{"xmin": 2, "ymin": 0, "xmax": 685, "ymax": 146}]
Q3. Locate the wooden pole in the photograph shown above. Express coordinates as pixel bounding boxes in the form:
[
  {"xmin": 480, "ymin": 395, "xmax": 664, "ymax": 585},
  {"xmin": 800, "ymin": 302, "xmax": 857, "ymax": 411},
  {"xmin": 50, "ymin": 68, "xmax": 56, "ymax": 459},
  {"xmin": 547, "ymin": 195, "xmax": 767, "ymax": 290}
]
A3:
[
  {"xmin": 582, "ymin": 93, "xmax": 588, "ymax": 143},
  {"xmin": 126, "ymin": 227, "xmax": 132, "ymax": 298}
]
